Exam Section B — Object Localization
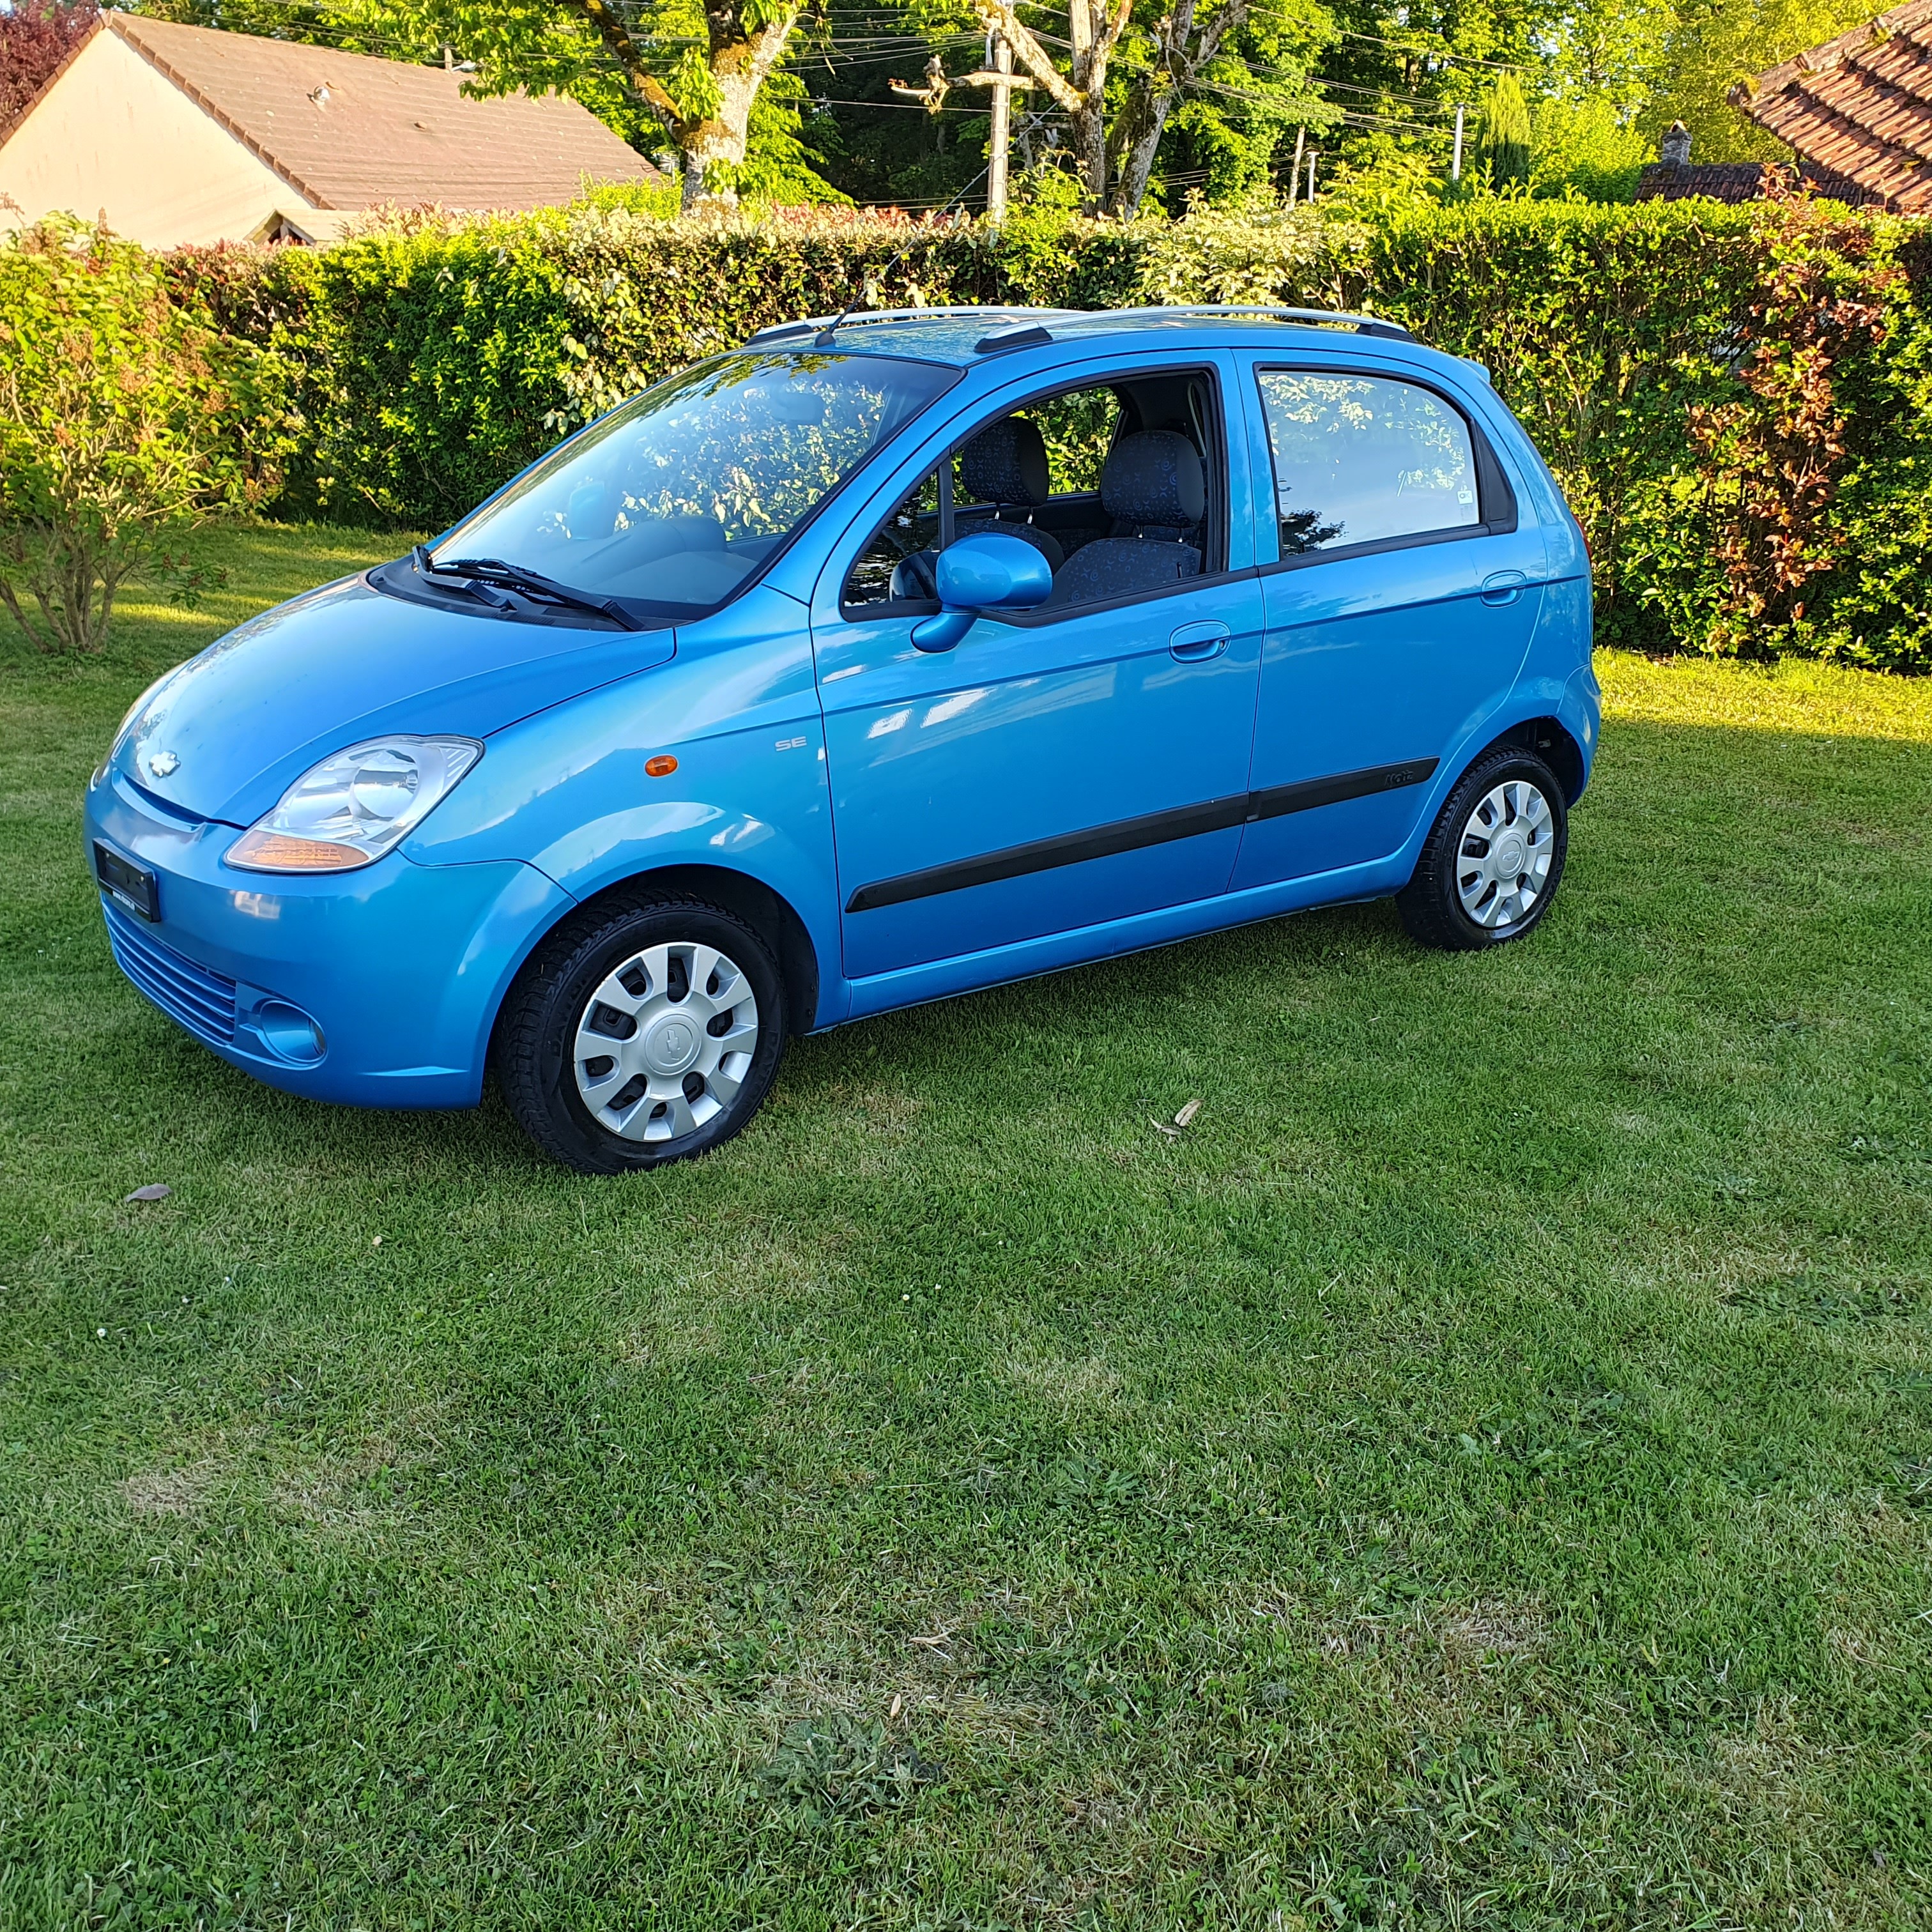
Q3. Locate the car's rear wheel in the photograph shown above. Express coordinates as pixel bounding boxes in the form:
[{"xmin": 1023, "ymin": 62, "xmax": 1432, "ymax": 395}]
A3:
[
  {"xmin": 496, "ymin": 893, "xmax": 786, "ymax": 1174},
  {"xmin": 1397, "ymin": 747, "xmax": 1568, "ymax": 951}
]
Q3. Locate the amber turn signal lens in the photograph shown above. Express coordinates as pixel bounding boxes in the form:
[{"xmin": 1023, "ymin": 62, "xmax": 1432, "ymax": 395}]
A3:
[
  {"xmin": 226, "ymin": 829, "xmax": 372, "ymax": 872},
  {"xmin": 645, "ymin": 755, "xmax": 678, "ymax": 778}
]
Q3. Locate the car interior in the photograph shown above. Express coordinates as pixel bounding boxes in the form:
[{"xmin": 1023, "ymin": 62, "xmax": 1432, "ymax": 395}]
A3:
[{"xmin": 843, "ymin": 370, "xmax": 1224, "ymax": 614}]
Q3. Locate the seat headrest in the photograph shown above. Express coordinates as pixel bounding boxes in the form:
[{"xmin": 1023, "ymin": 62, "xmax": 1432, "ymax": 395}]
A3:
[
  {"xmin": 1101, "ymin": 431, "xmax": 1206, "ymax": 528},
  {"xmin": 960, "ymin": 417, "xmax": 1050, "ymax": 507}
]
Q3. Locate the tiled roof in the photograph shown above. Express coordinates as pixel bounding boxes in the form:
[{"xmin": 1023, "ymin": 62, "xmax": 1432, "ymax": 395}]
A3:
[
  {"xmin": 1736, "ymin": 0, "xmax": 1932, "ymax": 213},
  {"xmin": 1636, "ymin": 161, "xmax": 1784, "ymax": 203},
  {"xmin": 100, "ymin": 13, "xmax": 657, "ymax": 212}
]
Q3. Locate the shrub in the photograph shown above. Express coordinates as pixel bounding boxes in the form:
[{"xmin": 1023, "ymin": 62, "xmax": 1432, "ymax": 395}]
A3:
[
  {"xmin": 157, "ymin": 195, "xmax": 1932, "ymax": 670},
  {"xmin": 0, "ymin": 217, "xmax": 291, "ymax": 654}
]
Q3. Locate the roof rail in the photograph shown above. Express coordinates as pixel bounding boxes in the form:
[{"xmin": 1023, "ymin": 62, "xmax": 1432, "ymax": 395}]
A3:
[
  {"xmin": 745, "ymin": 306, "xmax": 1063, "ymax": 348},
  {"xmin": 1114, "ymin": 303, "xmax": 1417, "ymax": 342}
]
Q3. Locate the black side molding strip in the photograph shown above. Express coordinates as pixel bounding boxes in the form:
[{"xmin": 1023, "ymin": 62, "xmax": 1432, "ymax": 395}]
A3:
[
  {"xmin": 846, "ymin": 793, "xmax": 1249, "ymax": 914},
  {"xmin": 1247, "ymin": 758, "xmax": 1438, "ymax": 822},
  {"xmin": 844, "ymin": 757, "xmax": 1439, "ymax": 914}
]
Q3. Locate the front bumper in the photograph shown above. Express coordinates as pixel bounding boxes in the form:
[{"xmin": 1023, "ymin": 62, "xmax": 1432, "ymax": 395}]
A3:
[{"xmin": 84, "ymin": 769, "xmax": 573, "ymax": 1108}]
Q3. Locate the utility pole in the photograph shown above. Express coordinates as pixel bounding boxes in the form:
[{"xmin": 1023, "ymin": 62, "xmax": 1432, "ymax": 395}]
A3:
[
  {"xmin": 1451, "ymin": 101, "xmax": 1464, "ymax": 181},
  {"xmin": 900, "ymin": 40, "xmax": 1031, "ymax": 219},
  {"xmin": 986, "ymin": 34, "xmax": 1014, "ymax": 218},
  {"xmin": 1287, "ymin": 123, "xmax": 1305, "ymax": 205},
  {"xmin": 1306, "ymin": 148, "xmax": 1317, "ymax": 202}
]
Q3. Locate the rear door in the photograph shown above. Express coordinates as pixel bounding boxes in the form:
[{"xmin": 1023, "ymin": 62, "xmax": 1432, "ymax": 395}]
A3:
[
  {"xmin": 811, "ymin": 352, "xmax": 1267, "ymax": 985},
  {"xmin": 1231, "ymin": 358, "xmax": 1549, "ymax": 890}
]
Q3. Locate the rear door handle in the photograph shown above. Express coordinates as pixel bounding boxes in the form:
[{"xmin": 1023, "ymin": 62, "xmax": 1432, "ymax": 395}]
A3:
[
  {"xmin": 1481, "ymin": 570, "xmax": 1529, "ymax": 607},
  {"xmin": 1169, "ymin": 621, "xmax": 1230, "ymax": 662}
]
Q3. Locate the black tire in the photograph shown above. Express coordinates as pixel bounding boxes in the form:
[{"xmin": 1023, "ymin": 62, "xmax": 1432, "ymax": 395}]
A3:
[
  {"xmin": 1397, "ymin": 747, "xmax": 1569, "ymax": 951},
  {"xmin": 496, "ymin": 893, "xmax": 787, "ymax": 1174}
]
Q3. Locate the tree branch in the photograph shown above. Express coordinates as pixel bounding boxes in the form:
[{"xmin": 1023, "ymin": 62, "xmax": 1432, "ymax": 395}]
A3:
[
  {"xmin": 971, "ymin": 0, "xmax": 1085, "ymax": 115},
  {"xmin": 557, "ymin": 0, "xmax": 689, "ymax": 135}
]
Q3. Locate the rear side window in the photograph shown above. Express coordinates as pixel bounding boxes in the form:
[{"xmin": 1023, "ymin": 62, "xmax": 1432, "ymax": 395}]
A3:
[{"xmin": 1255, "ymin": 371, "xmax": 1480, "ymax": 556}]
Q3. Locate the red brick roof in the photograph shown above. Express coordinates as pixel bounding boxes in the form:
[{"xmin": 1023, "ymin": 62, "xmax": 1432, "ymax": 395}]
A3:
[
  {"xmin": 1736, "ymin": 0, "xmax": 1932, "ymax": 213},
  {"xmin": 97, "ymin": 13, "xmax": 657, "ymax": 213}
]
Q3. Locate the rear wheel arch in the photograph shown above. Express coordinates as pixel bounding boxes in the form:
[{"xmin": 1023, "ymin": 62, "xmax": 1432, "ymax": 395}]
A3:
[{"xmin": 1485, "ymin": 715, "xmax": 1585, "ymax": 804}]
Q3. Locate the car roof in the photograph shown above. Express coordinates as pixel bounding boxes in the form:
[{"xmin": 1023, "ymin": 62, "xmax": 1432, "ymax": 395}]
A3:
[{"xmin": 740, "ymin": 303, "xmax": 1470, "ymax": 374}]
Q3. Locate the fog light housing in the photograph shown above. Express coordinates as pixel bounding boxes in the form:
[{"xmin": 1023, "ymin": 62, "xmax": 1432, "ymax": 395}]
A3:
[{"xmin": 254, "ymin": 1000, "xmax": 326, "ymax": 1065}]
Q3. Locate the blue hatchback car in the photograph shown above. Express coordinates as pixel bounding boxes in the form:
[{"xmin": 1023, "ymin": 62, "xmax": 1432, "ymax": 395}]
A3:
[{"xmin": 85, "ymin": 304, "xmax": 1598, "ymax": 1172}]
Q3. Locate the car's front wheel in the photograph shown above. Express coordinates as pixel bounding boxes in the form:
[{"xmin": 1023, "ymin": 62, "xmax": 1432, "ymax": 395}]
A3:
[
  {"xmin": 1397, "ymin": 747, "xmax": 1569, "ymax": 951},
  {"xmin": 496, "ymin": 893, "xmax": 787, "ymax": 1174}
]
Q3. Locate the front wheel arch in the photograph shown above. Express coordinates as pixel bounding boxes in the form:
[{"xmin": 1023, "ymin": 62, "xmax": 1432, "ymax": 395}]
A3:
[{"xmin": 558, "ymin": 865, "xmax": 820, "ymax": 1039}]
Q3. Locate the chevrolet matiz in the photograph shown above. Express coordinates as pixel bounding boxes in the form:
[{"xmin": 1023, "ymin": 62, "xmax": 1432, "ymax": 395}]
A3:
[{"xmin": 84, "ymin": 304, "xmax": 1599, "ymax": 1173}]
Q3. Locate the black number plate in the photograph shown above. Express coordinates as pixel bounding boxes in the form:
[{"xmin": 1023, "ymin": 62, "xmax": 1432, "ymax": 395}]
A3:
[{"xmin": 95, "ymin": 841, "xmax": 159, "ymax": 921}]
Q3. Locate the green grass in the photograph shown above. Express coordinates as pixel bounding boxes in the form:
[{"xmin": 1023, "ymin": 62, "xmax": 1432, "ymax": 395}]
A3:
[{"xmin": 3, "ymin": 525, "xmax": 1931, "ymax": 1929}]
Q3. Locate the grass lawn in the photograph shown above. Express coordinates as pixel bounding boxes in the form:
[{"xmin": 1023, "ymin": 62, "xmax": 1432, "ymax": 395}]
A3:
[{"xmin": 3, "ymin": 523, "xmax": 1931, "ymax": 1930}]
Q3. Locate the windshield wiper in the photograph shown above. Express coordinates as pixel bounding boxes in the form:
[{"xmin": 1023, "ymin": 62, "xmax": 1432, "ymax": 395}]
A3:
[{"xmin": 413, "ymin": 545, "xmax": 643, "ymax": 632}]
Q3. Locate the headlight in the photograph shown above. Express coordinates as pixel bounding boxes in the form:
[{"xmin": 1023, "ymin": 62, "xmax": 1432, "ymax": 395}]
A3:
[{"xmin": 226, "ymin": 735, "xmax": 482, "ymax": 873}]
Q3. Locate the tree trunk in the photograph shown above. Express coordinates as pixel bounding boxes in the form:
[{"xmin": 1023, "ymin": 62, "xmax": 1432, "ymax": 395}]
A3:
[
  {"xmin": 561, "ymin": 0, "xmax": 798, "ymax": 206},
  {"xmin": 1110, "ymin": 85, "xmax": 1174, "ymax": 217},
  {"xmin": 977, "ymin": 0, "xmax": 1124, "ymax": 211},
  {"xmin": 687, "ymin": 8, "xmax": 798, "ymax": 200}
]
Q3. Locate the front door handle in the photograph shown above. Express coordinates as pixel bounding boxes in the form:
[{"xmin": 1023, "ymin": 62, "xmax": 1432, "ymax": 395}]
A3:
[
  {"xmin": 1480, "ymin": 570, "xmax": 1529, "ymax": 607},
  {"xmin": 1170, "ymin": 621, "xmax": 1230, "ymax": 662}
]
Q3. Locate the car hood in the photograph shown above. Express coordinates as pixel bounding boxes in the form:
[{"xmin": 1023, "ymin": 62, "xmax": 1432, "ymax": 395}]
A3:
[{"xmin": 113, "ymin": 574, "xmax": 677, "ymax": 826}]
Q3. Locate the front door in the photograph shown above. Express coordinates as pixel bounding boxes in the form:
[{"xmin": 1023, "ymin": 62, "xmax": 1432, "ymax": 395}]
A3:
[
  {"xmin": 1230, "ymin": 360, "xmax": 1549, "ymax": 891},
  {"xmin": 812, "ymin": 356, "xmax": 1266, "ymax": 985}
]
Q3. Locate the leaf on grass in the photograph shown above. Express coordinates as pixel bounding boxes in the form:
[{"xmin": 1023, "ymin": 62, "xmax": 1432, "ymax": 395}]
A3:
[{"xmin": 124, "ymin": 1183, "xmax": 171, "ymax": 1202}]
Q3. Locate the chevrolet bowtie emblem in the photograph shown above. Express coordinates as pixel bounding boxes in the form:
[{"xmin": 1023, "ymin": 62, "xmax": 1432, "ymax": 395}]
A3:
[{"xmin": 150, "ymin": 751, "xmax": 180, "ymax": 777}]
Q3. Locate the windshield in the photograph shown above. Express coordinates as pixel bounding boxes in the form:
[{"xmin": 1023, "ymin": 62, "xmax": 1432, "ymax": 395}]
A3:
[{"xmin": 429, "ymin": 350, "xmax": 956, "ymax": 615}]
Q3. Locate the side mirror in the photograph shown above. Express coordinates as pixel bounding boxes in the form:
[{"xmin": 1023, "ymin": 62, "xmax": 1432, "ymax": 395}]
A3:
[{"xmin": 911, "ymin": 531, "xmax": 1054, "ymax": 652}]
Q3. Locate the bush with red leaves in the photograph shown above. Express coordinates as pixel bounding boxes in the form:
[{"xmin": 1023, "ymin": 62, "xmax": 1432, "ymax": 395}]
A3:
[{"xmin": 1683, "ymin": 188, "xmax": 1901, "ymax": 657}]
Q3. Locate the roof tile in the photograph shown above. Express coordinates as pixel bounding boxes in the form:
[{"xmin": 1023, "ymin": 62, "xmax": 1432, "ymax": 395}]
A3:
[{"xmin": 1740, "ymin": 0, "xmax": 1932, "ymax": 211}]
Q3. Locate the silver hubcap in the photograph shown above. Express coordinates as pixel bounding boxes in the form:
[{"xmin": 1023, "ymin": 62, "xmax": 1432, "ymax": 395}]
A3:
[
  {"xmin": 1456, "ymin": 778, "xmax": 1554, "ymax": 929},
  {"xmin": 572, "ymin": 941, "xmax": 760, "ymax": 1143}
]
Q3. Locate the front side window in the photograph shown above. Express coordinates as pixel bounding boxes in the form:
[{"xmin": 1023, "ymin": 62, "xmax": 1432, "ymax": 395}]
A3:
[
  {"xmin": 842, "ymin": 368, "xmax": 1221, "ymax": 614},
  {"xmin": 1255, "ymin": 371, "xmax": 1480, "ymax": 558},
  {"xmin": 431, "ymin": 351, "xmax": 956, "ymax": 616}
]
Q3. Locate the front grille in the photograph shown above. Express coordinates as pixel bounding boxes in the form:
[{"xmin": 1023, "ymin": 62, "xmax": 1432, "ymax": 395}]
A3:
[{"xmin": 102, "ymin": 898, "xmax": 238, "ymax": 1045}]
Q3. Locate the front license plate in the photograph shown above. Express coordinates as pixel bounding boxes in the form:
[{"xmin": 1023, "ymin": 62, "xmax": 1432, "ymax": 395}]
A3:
[{"xmin": 95, "ymin": 840, "xmax": 159, "ymax": 920}]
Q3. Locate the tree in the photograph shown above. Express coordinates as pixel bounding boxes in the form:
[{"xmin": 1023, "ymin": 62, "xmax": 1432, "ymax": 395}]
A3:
[
  {"xmin": 1153, "ymin": 0, "xmax": 1335, "ymax": 210},
  {"xmin": 1642, "ymin": 0, "xmax": 1881, "ymax": 161},
  {"xmin": 1108, "ymin": 0, "xmax": 1330, "ymax": 213},
  {"xmin": 954, "ymin": 0, "xmax": 1329, "ymax": 213},
  {"xmin": 0, "ymin": 219, "xmax": 289, "ymax": 654},
  {"xmin": 0, "ymin": 0, "xmax": 98, "ymax": 139},
  {"xmin": 967, "ymin": 0, "xmax": 1131, "ymax": 208},
  {"xmin": 554, "ymin": 0, "xmax": 804, "ymax": 206},
  {"xmin": 1472, "ymin": 72, "xmax": 1532, "ymax": 185}
]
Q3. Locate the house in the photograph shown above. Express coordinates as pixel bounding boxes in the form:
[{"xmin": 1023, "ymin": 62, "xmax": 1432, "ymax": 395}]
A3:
[
  {"xmin": 0, "ymin": 12, "xmax": 658, "ymax": 248},
  {"xmin": 1731, "ymin": 0, "xmax": 1932, "ymax": 213},
  {"xmin": 1635, "ymin": 123, "xmax": 1785, "ymax": 203}
]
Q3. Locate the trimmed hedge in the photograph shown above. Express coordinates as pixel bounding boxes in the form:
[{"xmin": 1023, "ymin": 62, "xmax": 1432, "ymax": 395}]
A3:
[{"xmin": 164, "ymin": 197, "xmax": 1932, "ymax": 668}]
